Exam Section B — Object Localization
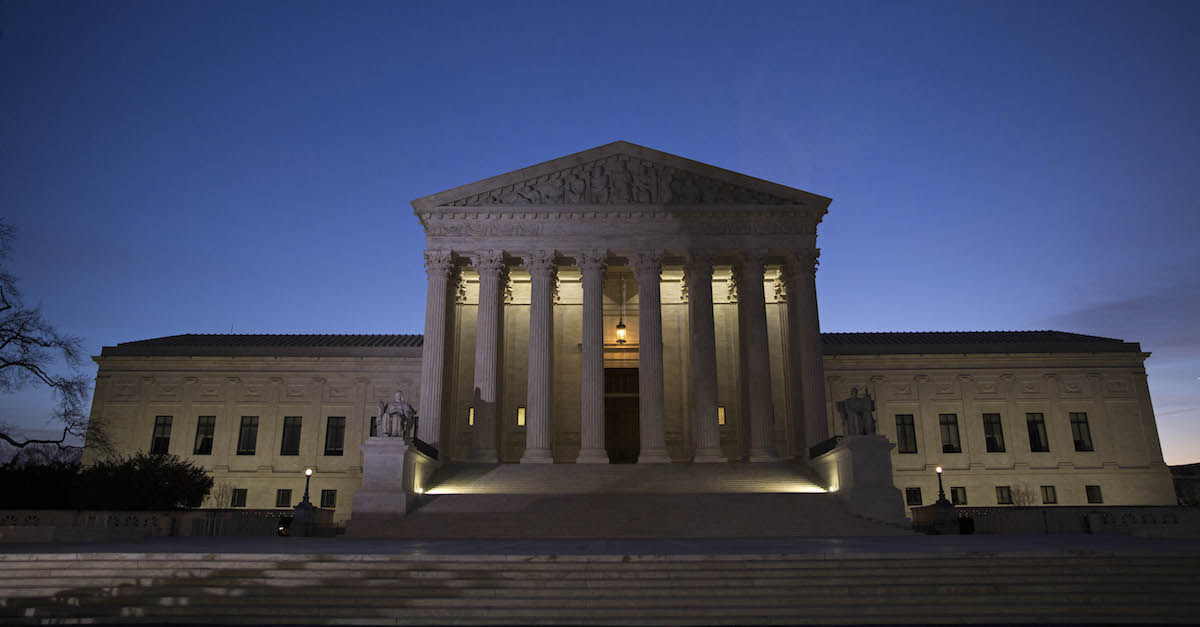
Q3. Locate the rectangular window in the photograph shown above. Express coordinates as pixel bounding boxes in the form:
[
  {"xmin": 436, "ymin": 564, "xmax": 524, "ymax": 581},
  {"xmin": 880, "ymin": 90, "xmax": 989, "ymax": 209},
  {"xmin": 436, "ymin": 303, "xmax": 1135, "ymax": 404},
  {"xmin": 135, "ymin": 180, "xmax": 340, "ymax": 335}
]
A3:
[
  {"xmin": 280, "ymin": 416, "xmax": 302, "ymax": 456},
  {"xmin": 1027, "ymin": 413, "xmax": 1050, "ymax": 452},
  {"xmin": 324, "ymin": 417, "xmax": 346, "ymax": 456},
  {"xmin": 1070, "ymin": 412, "xmax": 1094, "ymax": 452},
  {"xmin": 369, "ymin": 416, "xmax": 377, "ymax": 437},
  {"xmin": 237, "ymin": 416, "xmax": 259, "ymax": 455},
  {"xmin": 467, "ymin": 406, "xmax": 475, "ymax": 427},
  {"xmin": 905, "ymin": 487, "xmax": 922, "ymax": 506},
  {"xmin": 320, "ymin": 489, "xmax": 337, "ymax": 509},
  {"xmin": 939, "ymin": 414, "xmax": 961, "ymax": 453},
  {"xmin": 1041, "ymin": 485, "xmax": 1058, "ymax": 504},
  {"xmin": 276, "ymin": 489, "xmax": 292, "ymax": 508},
  {"xmin": 950, "ymin": 486, "xmax": 967, "ymax": 505},
  {"xmin": 717, "ymin": 405, "xmax": 726, "ymax": 426},
  {"xmin": 982, "ymin": 413, "xmax": 1006, "ymax": 453},
  {"xmin": 996, "ymin": 486, "xmax": 1013, "ymax": 505},
  {"xmin": 230, "ymin": 488, "xmax": 247, "ymax": 508},
  {"xmin": 516, "ymin": 406, "xmax": 526, "ymax": 427},
  {"xmin": 895, "ymin": 414, "xmax": 918, "ymax": 454},
  {"xmin": 193, "ymin": 416, "xmax": 215, "ymax": 455},
  {"xmin": 1086, "ymin": 485, "xmax": 1103, "ymax": 504},
  {"xmin": 150, "ymin": 416, "xmax": 173, "ymax": 455}
]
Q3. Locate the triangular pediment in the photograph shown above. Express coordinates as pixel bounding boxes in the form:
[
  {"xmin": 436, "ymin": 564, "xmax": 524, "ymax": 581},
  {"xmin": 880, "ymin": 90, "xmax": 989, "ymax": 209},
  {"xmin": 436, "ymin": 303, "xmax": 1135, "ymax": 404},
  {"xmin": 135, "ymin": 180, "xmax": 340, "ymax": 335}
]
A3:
[{"xmin": 411, "ymin": 141, "xmax": 829, "ymax": 213}]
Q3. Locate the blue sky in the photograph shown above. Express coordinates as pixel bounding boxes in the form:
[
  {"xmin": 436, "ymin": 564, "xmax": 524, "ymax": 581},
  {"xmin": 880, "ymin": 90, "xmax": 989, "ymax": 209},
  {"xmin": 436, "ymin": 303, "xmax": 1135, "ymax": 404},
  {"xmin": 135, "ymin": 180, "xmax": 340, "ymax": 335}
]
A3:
[{"xmin": 2, "ymin": 0, "xmax": 1197, "ymax": 463}]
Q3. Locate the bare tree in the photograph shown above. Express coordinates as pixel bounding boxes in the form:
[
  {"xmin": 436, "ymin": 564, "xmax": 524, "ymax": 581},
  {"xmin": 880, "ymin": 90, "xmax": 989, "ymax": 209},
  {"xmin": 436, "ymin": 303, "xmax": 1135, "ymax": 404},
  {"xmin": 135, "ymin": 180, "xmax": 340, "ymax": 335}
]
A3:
[
  {"xmin": 203, "ymin": 481, "xmax": 236, "ymax": 509},
  {"xmin": 0, "ymin": 221, "xmax": 109, "ymax": 461},
  {"xmin": 1010, "ymin": 482, "xmax": 1039, "ymax": 507}
]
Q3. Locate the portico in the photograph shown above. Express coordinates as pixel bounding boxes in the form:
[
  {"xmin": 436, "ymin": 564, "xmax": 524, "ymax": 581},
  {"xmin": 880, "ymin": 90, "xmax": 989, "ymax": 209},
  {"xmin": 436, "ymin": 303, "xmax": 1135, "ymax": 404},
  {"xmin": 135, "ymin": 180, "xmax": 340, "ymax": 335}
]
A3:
[{"xmin": 411, "ymin": 141, "xmax": 832, "ymax": 464}]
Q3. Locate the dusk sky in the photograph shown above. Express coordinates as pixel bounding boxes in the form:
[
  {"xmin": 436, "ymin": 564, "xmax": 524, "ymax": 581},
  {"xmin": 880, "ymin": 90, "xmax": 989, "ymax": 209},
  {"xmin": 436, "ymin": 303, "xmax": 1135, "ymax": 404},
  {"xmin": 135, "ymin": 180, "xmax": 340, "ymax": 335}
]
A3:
[{"xmin": 1, "ymin": 1, "xmax": 1197, "ymax": 464}]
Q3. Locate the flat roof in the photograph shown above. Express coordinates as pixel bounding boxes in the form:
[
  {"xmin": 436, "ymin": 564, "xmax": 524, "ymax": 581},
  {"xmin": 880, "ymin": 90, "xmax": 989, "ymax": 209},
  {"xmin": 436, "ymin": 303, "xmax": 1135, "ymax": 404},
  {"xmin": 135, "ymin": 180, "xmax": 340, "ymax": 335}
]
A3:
[{"xmin": 99, "ymin": 330, "xmax": 1141, "ymax": 358}]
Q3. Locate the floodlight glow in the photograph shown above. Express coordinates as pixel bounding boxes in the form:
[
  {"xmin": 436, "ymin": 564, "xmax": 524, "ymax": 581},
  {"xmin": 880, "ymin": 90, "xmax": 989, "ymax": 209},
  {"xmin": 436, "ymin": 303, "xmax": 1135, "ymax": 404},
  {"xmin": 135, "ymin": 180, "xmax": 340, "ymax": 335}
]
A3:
[
  {"xmin": 936, "ymin": 466, "xmax": 943, "ymax": 474},
  {"xmin": 305, "ymin": 468, "xmax": 313, "ymax": 477}
]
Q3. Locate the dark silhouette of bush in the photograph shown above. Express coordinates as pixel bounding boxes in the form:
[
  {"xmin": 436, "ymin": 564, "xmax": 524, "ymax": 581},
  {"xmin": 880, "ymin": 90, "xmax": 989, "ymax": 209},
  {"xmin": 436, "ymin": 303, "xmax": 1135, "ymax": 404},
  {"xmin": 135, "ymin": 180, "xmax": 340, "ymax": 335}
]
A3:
[
  {"xmin": 1, "ymin": 453, "xmax": 213, "ymax": 509},
  {"xmin": 1, "ymin": 459, "xmax": 84, "ymax": 508},
  {"xmin": 82, "ymin": 453, "xmax": 214, "ymax": 509}
]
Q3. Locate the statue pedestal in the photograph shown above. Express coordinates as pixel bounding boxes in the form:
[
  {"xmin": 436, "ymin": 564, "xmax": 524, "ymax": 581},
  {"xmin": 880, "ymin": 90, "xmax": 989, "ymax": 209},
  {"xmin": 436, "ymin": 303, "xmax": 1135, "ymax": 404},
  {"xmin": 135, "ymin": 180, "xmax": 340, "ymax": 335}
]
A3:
[
  {"xmin": 811, "ymin": 434, "xmax": 906, "ymax": 525},
  {"xmin": 348, "ymin": 437, "xmax": 438, "ymax": 535}
]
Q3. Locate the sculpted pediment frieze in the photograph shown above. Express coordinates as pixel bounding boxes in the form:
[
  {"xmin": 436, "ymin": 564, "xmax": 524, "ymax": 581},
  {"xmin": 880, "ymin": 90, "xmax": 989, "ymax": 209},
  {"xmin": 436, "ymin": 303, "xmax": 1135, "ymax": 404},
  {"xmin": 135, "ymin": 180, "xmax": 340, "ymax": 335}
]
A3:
[{"xmin": 444, "ymin": 153, "xmax": 792, "ymax": 207}]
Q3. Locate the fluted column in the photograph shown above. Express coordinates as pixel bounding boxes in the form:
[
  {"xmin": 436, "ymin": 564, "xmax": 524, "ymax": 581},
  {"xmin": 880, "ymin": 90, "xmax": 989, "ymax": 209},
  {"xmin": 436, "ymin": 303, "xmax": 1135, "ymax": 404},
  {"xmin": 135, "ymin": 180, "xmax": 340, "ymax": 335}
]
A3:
[
  {"xmin": 632, "ymin": 250, "xmax": 671, "ymax": 463},
  {"xmin": 575, "ymin": 250, "xmax": 610, "ymax": 463},
  {"xmin": 467, "ymin": 250, "xmax": 505, "ymax": 463},
  {"xmin": 740, "ymin": 252, "xmax": 779, "ymax": 462},
  {"xmin": 521, "ymin": 250, "xmax": 556, "ymax": 463},
  {"xmin": 788, "ymin": 250, "xmax": 828, "ymax": 447},
  {"xmin": 417, "ymin": 250, "xmax": 454, "ymax": 449},
  {"xmin": 685, "ymin": 253, "xmax": 726, "ymax": 462}
]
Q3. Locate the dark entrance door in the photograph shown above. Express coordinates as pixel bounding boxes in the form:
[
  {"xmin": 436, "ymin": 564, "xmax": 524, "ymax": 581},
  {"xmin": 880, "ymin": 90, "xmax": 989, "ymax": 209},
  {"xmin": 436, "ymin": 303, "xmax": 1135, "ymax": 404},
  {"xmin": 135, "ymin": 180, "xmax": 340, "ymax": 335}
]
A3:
[{"xmin": 604, "ymin": 368, "xmax": 640, "ymax": 464}]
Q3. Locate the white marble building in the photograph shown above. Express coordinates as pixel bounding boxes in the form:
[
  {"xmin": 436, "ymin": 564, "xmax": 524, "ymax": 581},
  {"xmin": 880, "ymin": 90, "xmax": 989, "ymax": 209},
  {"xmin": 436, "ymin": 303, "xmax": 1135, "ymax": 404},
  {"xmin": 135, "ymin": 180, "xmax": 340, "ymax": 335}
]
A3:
[{"xmin": 85, "ymin": 142, "xmax": 1177, "ymax": 523}]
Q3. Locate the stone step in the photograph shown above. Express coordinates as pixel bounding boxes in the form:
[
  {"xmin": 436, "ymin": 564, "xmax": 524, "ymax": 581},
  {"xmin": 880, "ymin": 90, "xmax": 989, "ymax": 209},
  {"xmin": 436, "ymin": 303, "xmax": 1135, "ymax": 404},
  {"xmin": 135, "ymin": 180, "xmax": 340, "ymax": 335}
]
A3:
[
  {"xmin": 3, "ymin": 553, "xmax": 1193, "ymax": 567},
  {"xmin": 2, "ymin": 564, "xmax": 1190, "ymax": 578},
  {"xmin": 8, "ymin": 601, "xmax": 1199, "ymax": 622},
  {"xmin": 382, "ymin": 491, "xmax": 910, "ymax": 538},
  {"xmin": 4, "ymin": 552, "xmax": 1196, "ymax": 624},
  {"xmin": 4, "ymin": 579, "xmax": 1192, "ymax": 600},
  {"xmin": 4, "ymin": 569, "xmax": 1190, "ymax": 588},
  {"xmin": 424, "ymin": 462, "xmax": 827, "ymax": 495},
  {"xmin": 1, "ymin": 559, "xmax": 1194, "ymax": 577}
]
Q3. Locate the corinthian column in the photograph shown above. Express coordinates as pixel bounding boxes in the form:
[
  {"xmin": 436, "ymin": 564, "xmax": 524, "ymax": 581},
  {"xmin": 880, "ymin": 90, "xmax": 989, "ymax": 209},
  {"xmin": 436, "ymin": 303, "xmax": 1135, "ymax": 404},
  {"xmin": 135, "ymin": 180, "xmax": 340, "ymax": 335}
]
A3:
[
  {"xmin": 575, "ymin": 250, "xmax": 610, "ymax": 463},
  {"xmin": 632, "ymin": 250, "xmax": 671, "ymax": 463},
  {"xmin": 740, "ymin": 252, "xmax": 779, "ymax": 462},
  {"xmin": 467, "ymin": 250, "xmax": 505, "ymax": 463},
  {"xmin": 788, "ymin": 250, "xmax": 828, "ymax": 447},
  {"xmin": 521, "ymin": 250, "xmax": 556, "ymax": 463},
  {"xmin": 417, "ymin": 250, "xmax": 454, "ymax": 450},
  {"xmin": 685, "ymin": 253, "xmax": 726, "ymax": 462}
]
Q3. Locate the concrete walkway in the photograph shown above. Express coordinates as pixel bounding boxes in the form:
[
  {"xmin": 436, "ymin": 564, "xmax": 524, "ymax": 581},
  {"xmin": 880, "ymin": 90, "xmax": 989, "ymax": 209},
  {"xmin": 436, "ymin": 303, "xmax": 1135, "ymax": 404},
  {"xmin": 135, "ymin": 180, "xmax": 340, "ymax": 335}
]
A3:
[{"xmin": 4, "ymin": 533, "xmax": 1200, "ymax": 558}]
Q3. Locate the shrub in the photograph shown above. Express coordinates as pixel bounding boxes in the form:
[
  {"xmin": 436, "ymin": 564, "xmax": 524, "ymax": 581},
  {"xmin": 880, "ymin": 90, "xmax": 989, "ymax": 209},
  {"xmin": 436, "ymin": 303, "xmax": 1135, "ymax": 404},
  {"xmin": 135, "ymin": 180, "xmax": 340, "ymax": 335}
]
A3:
[{"xmin": 1, "ymin": 453, "xmax": 213, "ymax": 509}]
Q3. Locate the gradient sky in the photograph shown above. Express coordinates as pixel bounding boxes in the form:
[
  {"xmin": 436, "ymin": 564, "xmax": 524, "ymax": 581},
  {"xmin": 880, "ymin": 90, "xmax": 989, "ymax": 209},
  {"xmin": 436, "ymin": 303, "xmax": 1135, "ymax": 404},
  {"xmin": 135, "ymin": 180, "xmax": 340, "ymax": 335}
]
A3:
[{"xmin": 1, "ymin": 0, "xmax": 1197, "ymax": 464}]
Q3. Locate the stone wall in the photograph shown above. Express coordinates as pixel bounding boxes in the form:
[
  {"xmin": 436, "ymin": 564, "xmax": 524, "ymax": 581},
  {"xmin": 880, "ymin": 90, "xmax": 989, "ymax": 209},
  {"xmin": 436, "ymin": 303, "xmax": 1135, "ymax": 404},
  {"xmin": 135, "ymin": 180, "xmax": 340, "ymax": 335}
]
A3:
[{"xmin": 825, "ymin": 351, "xmax": 1177, "ymax": 514}]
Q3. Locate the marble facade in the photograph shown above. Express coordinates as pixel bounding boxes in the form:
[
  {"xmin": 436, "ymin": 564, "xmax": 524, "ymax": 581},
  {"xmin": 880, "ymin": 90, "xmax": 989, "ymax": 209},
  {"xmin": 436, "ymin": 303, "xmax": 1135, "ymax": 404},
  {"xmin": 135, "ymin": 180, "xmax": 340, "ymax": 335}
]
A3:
[{"xmin": 84, "ymin": 142, "xmax": 1178, "ymax": 523}]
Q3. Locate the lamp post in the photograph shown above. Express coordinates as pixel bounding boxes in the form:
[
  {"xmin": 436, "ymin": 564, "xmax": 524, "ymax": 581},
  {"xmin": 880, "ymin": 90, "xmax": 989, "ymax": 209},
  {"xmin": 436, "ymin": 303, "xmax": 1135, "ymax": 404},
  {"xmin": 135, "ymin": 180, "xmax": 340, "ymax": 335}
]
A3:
[
  {"xmin": 935, "ymin": 465, "xmax": 947, "ymax": 503},
  {"xmin": 302, "ymin": 468, "xmax": 313, "ymax": 505},
  {"xmin": 292, "ymin": 468, "xmax": 315, "ymax": 538}
]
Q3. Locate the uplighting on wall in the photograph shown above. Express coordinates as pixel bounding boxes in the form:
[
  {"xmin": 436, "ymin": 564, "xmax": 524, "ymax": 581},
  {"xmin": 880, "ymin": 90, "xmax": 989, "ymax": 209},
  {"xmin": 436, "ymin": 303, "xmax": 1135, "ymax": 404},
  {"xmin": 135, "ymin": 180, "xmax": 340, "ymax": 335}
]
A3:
[{"xmin": 616, "ymin": 273, "xmax": 627, "ymax": 344}]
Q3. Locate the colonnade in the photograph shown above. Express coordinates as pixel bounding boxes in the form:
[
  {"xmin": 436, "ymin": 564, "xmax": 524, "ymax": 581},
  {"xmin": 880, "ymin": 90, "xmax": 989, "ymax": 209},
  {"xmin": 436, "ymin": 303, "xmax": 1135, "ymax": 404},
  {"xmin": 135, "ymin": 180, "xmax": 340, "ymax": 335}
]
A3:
[{"xmin": 416, "ymin": 248, "xmax": 825, "ymax": 464}]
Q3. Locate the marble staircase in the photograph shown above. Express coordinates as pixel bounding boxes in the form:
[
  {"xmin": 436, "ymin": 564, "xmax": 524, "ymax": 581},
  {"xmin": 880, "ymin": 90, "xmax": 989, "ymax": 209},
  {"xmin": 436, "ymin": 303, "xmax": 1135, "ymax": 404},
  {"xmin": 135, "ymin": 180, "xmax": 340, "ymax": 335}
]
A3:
[
  {"xmin": 3, "ymin": 551, "xmax": 1198, "ymax": 624},
  {"xmin": 351, "ymin": 462, "xmax": 907, "ymax": 539}
]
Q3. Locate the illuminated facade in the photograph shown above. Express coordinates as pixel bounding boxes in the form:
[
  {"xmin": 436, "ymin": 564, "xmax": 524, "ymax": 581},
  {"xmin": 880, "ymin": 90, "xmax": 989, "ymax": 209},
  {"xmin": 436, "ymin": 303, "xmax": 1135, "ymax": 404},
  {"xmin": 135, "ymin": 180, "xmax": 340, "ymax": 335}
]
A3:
[{"xmin": 86, "ymin": 143, "xmax": 1177, "ymax": 523}]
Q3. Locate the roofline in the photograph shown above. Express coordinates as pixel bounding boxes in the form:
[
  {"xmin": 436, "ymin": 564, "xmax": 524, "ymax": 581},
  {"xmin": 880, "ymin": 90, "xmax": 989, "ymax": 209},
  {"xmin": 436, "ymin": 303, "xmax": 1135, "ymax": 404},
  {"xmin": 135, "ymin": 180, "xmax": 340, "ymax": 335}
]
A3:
[
  {"xmin": 98, "ymin": 346, "xmax": 424, "ymax": 359},
  {"xmin": 822, "ymin": 342, "xmax": 1144, "ymax": 356},
  {"xmin": 410, "ymin": 140, "xmax": 832, "ymax": 214}
]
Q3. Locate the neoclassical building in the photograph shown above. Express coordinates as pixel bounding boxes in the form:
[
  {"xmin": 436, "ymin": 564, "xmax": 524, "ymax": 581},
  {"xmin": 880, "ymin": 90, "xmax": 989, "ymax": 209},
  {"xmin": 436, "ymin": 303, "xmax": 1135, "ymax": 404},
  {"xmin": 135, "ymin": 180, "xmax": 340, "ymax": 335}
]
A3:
[{"xmin": 86, "ymin": 142, "xmax": 1177, "ymax": 523}]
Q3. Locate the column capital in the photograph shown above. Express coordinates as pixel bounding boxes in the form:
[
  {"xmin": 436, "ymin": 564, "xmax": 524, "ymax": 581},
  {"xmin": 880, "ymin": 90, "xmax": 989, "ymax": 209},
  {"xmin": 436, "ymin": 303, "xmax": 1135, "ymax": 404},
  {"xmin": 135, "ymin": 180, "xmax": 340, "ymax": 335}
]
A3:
[
  {"xmin": 525, "ymin": 250, "xmax": 558, "ymax": 277},
  {"xmin": 739, "ymin": 250, "xmax": 769, "ymax": 276},
  {"xmin": 575, "ymin": 249, "xmax": 609, "ymax": 274},
  {"xmin": 470, "ymin": 249, "xmax": 506, "ymax": 277},
  {"xmin": 631, "ymin": 250, "xmax": 664, "ymax": 282},
  {"xmin": 423, "ymin": 250, "xmax": 455, "ymax": 277},
  {"xmin": 786, "ymin": 249, "xmax": 821, "ymax": 277}
]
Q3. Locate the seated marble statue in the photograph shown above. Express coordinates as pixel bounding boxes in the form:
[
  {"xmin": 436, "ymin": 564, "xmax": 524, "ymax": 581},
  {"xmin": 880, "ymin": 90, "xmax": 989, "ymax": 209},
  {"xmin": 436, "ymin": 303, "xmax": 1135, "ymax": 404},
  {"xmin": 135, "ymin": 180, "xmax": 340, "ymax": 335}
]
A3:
[
  {"xmin": 837, "ymin": 387, "xmax": 877, "ymax": 436},
  {"xmin": 377, "ymin": 391, "xmax": 419, "ymax": 443}
]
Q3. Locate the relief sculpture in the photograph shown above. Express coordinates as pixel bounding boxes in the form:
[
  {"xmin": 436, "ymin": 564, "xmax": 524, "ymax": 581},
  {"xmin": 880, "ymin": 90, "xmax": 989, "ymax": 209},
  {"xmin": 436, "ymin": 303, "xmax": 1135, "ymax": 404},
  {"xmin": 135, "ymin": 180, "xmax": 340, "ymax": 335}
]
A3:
[{"xmin": 447, "ymin": 154, "xmax": 794, "ymax": 206}]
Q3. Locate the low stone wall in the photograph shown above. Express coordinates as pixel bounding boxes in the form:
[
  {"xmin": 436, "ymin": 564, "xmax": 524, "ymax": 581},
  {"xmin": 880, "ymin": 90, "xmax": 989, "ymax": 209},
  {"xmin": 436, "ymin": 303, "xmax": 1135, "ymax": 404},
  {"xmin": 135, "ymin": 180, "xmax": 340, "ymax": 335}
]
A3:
[
  {"xmin": 0, "ymin": 508, "xmax": 328, "ymax": 543},
  {"xmin": 913, "ymin": 505, "xmax": 1200, "ymax": 537}
]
